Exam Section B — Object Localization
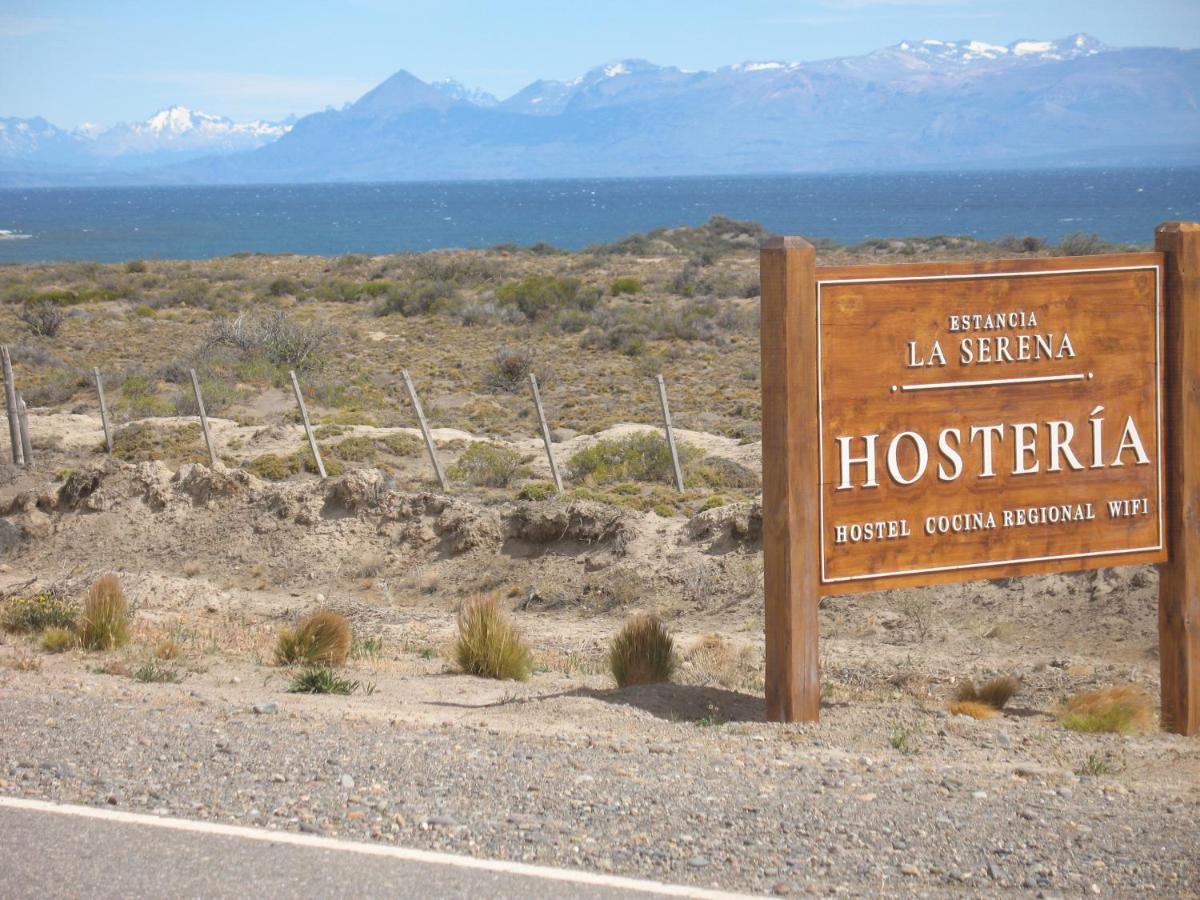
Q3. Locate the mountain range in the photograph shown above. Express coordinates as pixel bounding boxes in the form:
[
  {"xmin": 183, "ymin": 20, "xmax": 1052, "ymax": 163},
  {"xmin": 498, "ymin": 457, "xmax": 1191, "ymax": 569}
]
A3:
[{"xmin": 2, "ymin": 34, "xmax": 1197, "ymax": 185}]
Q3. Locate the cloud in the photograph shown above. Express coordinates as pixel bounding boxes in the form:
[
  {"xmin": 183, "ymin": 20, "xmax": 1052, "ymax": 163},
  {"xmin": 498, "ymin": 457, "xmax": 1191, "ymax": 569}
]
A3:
[
  {"xmin": 0, "ymin": 15, "xmax": 64, "ymax": 38},
  {"xmin": 121, "ymin": 70, "xmax": 379, "ymax": 117}
]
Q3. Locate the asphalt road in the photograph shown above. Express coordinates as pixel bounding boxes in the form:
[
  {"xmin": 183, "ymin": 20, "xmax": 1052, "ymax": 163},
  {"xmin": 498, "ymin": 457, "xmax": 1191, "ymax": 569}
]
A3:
[{"xmin": 0, "ymin": 798, "xmax": 751, "ymax": 899}]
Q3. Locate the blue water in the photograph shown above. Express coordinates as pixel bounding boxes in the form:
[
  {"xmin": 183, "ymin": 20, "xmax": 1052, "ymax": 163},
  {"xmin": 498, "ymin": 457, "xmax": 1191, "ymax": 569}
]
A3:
[{"xmin": 1, "ymin": 168, "xmax": 1197, "ymax": 263}]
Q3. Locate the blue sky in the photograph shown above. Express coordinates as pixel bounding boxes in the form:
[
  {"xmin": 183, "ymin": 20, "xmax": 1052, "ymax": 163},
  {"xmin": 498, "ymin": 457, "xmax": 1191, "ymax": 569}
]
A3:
[{"xmin": 2, "ymin": 0, "xmax": 1198, "ymax": 127}]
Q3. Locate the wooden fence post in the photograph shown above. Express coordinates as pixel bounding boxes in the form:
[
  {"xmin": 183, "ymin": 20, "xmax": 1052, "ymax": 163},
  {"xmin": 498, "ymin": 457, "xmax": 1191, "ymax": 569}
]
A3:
[
  {"xmin": 189, "ymin": 369, "xmax": 218, "ymax": 467},
  {"xmin": 402, "ymin": 370, "xmax": 448, "ymax": 491},
  {"xmin": 94, "ymin": 367, "xmax": 113, "ymax": 455},
  {"xmin": 289, "ymin": 370, "xmax": 326, "ymax": 479},
  {"xmin": 1157, "ymin": 221, "xmax": 1200, "ymax": 736},
  {"xmin": 760, "ymin": 236, "xmax": 821, "ymax": 723},
  {"xmin": 16, "ymin": 393, "xmax": 32, "ymax": 467},
  {"xmin": 528, "ymin": 373, "xmax": 563, "ymax": 492},
  {"xmin": 655, "ymin": 374, "xmax": 685, "ymax": 492},
  {"xmin": 1, "ymin": 346, "xmax": 23, "ymax": 467}
]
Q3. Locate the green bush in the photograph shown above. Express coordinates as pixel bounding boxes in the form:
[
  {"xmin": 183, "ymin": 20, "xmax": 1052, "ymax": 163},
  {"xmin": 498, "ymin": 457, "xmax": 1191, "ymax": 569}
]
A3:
[
  {"xmin": 567, "ymin": 432, "xmax": 698, "ymax": 486},
  {"xmin": 125, "ymin": 260, "xmax": 148, "ymax": 273},
  {"xmin": 244, "ymin": 452, "xmax": 302, "ymax": 481},
  {"xmin": 2, "ymin": 592, "xmax": 78, "ymax": 634},
  {"xmin": 448, "ymin": 442, "xmax": 530, "ymax": 487},
  {"xmin": 288, "ymin": 666, "xmax": 362, "ymax": 694},
  {"xmin": 495, "ymin": 275, "xmax": 601, "ymax": 320},
  {"xmin": 79, "ymin": 574, "xmax": 130, "ymax": 651},
  {"xmin": 274, "ymin": 610, "xmax": 351, "ymax": 666},
  {"xmin": 610, "ymin": 615, "xmax": 676, "ymax": 687},
  {"xmin": 454, "ymin": 595, "xmax": 532, "ymax": 681},
  {"xmin": 267, "ymin": 277, "xmax": 301, "ymax": 297},
  {"xmin": 610, "ymin": 276, "xmax": 643, "ymax": 296},
  {"xmin": 375, "ymin": 279, "xmax": 457, "ymax": 316},
  {"xmin": 133, "ymin": 660, "xmax": 184, "ymax": 683},
  {"xmin": 517, "ymin": 481, "xmax": 558, "ymax": 501},
  {"xmin": 40, "ymin": 626, "xmax": 75, "ymax": 653}
]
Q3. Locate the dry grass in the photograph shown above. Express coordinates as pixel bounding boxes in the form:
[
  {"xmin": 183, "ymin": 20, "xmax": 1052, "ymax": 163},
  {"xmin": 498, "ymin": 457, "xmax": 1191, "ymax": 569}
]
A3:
[
  {"xmin": 947, "ymin": 700, "xmax": 999, "ymax": 719},
  {"xmin": 153, "ymin": 637, "xmax": 182, "ymax": 660},
  {"xmin": 454, "ymin": 594, "xmax": 532, "ymax": 681},
  {"xmin": 1057, "ymin": 685, "xmax": 1155, "ymax": 734},
  {"xmin": 954, "ymin": 675, "xmax": 1020, "ymax": 710},
  {"xmin": 40, "ymin": 626, "xmax": 75, "ymax": 653},
  {"xmin": 274, "ymin": 610, "xmax": 352, "ymax": 667},
  {"xmin": 680, "ymin": 633, "xmax": 759, "ymax": 691},
  {"xmin": 610, "ymin": 615, "xmax": 677, "ymax": 688},
  {"xmin": 79, "ymin": 574, "xmax": 130, "ymax": 651},
  {"xmin": 6, "ymin": 652, "xmax": 42, "ymax": 672}
]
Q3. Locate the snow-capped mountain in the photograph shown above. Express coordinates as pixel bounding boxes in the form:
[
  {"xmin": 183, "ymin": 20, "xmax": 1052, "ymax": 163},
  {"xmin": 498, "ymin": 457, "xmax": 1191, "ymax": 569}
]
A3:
[{"xmin": 0, "ymin": 106, "xmax": 292, "ymax": 169}]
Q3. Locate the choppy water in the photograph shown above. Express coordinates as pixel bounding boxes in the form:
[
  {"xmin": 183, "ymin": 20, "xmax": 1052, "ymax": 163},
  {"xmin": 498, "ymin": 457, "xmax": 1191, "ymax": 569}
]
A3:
[{"xmin": 1, "ymin": 168, "xmax": 1197, "ymax": 262}]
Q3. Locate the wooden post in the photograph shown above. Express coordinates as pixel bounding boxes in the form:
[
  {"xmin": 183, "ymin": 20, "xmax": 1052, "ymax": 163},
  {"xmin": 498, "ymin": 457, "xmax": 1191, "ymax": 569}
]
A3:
[
  {"xmin": 1157, "ymin": 221, "xmax": 1200, "ymax": 736},
  {"xmin": 528, "ymin": 373, "xmax": 563, "ymax": 492},
  {"xmin": 189, "ymin": 369, "xmax": 218, "ymax": 467},
  {"xmin": 655, "ymin": 374, "xmax": 685, "ymax": 492},
  {"xmin": 289, "ymin": 370, "xmax": 326, "ymax": 479},
  {"xmin": 94, "ymin": 367, "xmax": 113, "ymax": 455},
  {"xmin": 760, "ymin": 236, "xmax": 821, "ymax": 723},
  {"xmin": 402, "ymin": 369, "xmax": 448, "ymax": 491},
  {"xmin": 1, "ymin": 346, "xmax": 23, "ymax": 467},
  {"xmin": 15, "ymin": 393, "xmax": 32, "ymax": 467}
]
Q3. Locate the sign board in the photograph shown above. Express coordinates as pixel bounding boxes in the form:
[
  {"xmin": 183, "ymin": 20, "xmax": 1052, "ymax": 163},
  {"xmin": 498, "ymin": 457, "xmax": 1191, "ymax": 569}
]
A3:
[
  {"xmin": 759, "ymin": 227, "xmax": 1199, "ymax": 734},
  {"xmin": 816, "ymin": 255, "xmax": 1165, "ymax": 594}
]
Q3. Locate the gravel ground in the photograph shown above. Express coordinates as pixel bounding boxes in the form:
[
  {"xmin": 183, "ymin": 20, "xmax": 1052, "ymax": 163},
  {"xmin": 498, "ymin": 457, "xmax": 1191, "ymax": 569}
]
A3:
[{"xmin": 2, "ymin": 668, "xmax": 1197, "ymax": 898}]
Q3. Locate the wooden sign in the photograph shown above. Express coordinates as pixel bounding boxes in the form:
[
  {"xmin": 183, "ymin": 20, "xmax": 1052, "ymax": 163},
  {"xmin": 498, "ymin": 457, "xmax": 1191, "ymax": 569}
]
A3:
[
  {"xmin": 760, "ymin": 225, "xmax": 1199, "ymax": 735},
  {"xmin": 817, "ymin": 254, "xmax": 1164, "ymax": 593}
]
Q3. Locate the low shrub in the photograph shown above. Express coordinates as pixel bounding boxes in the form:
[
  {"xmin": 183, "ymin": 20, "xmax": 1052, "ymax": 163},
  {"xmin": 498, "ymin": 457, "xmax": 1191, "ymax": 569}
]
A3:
[
  {"xmin": 495, "ymin": 274, "xmax": 601, "ymax": 321},
  {"xmin": 375, "ymin": 279, "xmax": 457, "ymax": 316},
  {"xmin": 40, "ymin": 626, "xmax": 75, "ymax": 653},
  {"xmin": 244, "ymin": 452, "xmax": 303, "ymax": 481},
  {"xmin": 1057, "ymin": 685, "xmax": 1154, "ymax": 734},
  {"xmin": 79, "ymin": 574, "xmax": 130, "ymax": 651},
  {"xmin": 274, "ymin": 610, "xmax": 351, "ymax": 667},
  {"xmin": 487, "ymin": 346, "xmax": 535, "ymax": 392},
  {"xmin": 1058, "ymin": 232, "xmax": 1112, "ymax": 256},
  {"xmin": 125, "ymin": 260, "xmax": 148, "ymax": 273},
  {"xmin": 18, "ymin": 301, "xmax": 66, "ymax": 337},
  {"xmin": 954, "ymin": 675, "xmax": 1019, "ymax": 710},
  {"xmin": 288, "ymin": 666, "xmax": 362, "ymax": 695},
  {"xmin": 567, "ymin": 432, "xmax": 698, "ymax": 486},
  {"xmin": 517, "ymin": 481, "xmax": 558, "ymax": 501},
  {"xmin": 448, "ymin": 442, "xmax": 530, "ymax": 487},
  {"xmin": 206, "ymin": 311, "xmax": 333, "ymax": 372},
  {"xmin": 610, "ymin": 615, "xmax": 676, "ymax": 688},
  {"xmin": 610, "ymin": 276, "xmax": 643, "ymax": 296},
  {"xmin": 267, "ymin": 276, "xmax": 301, "ymax": 297},
  {"xmin": 2, "ymin": 591, "xmax": 78, "ymax": 634},
  {"xmin": 454, "ymin": 594, "xmax": 532, "ymax": 681},
  {"xmin": 133, "ymin": 660, "xmax": 184, "ymax": 683}
]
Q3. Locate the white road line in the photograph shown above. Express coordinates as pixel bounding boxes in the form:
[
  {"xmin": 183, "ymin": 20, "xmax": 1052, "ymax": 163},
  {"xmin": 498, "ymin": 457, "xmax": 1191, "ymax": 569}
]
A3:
[
  {"xmin": 0, "ymin": 796, "xmax": 758, "ymax": 899},
  {"xmin": 899, "ymin": 372, "xmax": 1087, "ymax": 392}
]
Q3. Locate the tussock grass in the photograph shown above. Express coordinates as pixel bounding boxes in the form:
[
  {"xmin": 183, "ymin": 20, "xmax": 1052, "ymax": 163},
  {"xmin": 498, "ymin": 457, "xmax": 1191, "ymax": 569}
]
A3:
[
  {"xmin": 288, "ymin": 666, "xmax": 362, "ymax": 695},
  {"xmin": 40, "ymin": 626, "xmax": 75, "ymax": 653},
  {"xmin": 947, "ymin": 700, "xmax": 999, "ymax": 720},
  {"xmin": 2, "ymin": 592, "xmax": 78, "ymax": 634},
  {"xmin": 610, "ymin": 615, "xmax": 676, "ymax": 688},
  {"xmin": 274, "ymin": 610, "xmax": 351, "ymax": 667},
  {"xmin": 454, "ymin": 594, "xmax": 532, "ymax": 681},
  {"xmin": 79, "ymin": 575, "xmax": 130, "ymax": 651},
  {"xmin": 153, "ymin": 638, "xmax": 181, "ymax": 660},
  {"xmin": 954, "ymin": 675, "xmax": 1019, "ymax": 710},
  {"xmin": 1057, "ymin": 685, "xmax": 1154, "ymax": 734},
  {"xmin": 133, "ymin": 660, "xmax": 184, "ymax": 683}
]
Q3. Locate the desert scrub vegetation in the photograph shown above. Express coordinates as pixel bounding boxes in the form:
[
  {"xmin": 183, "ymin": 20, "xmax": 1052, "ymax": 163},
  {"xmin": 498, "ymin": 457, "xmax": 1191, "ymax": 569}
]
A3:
[
  {"xmin": 953, "ymin": 675, "xmax": 1019, "ymax": 711},
  {"xmin": 40, "ymin": 626, "xmax": 75, "ymax": 653},
  {"xmin": 110, "ymin": 421, "xmax": 207, "ymax": 463},
  {"xmin": 288, "ymin": 666, "xmax": 367, "ymax": 695},
  {"xmin": 132, "ymin": 659, "xmax": 184, "ymax": 683},
  {"xmin": 205, "ymin": 311, "xmax": 333, "ymax": 372},
  {"xmin": 17, "ymin": 300, "xmax": 67, "ymax": 337},
  {"xmin": 454, "ymin": 594, "xmax": 532, "ymax": 681},
  {"xmin": 2, "ymin": 591, "xmax": 78, "ymax": 634},
  {"xmin": 79, "ymin": 574, "xmax": 130, "ymax": 651},
  {"xmin": 1057, "ymin": 685, "xmax": 1155, "ymax": 734},
  {"xmin": 517, "ymin": 481, "xmax": 558, "ymax": 501},
  {"xmin": 610, "ymin": 276, "xmax": 642, "ymax": 296},
  {"xmin": 567, "ymin": 432, "xmax": 699, "ymax": 486},
  {"xmin": 448, "ymin": 441, "xmax": 531, "ymax": 487},
  {"xmin": 494, "ymin": 274, "xmax": 601, "ymax": 321},
  {"xmin": 274, "ymin": 610, "xmax": 352, "ymax": 666},
  {"xmin": 610, "ymin": 615, "xmax": 677, "ymax": 688}
]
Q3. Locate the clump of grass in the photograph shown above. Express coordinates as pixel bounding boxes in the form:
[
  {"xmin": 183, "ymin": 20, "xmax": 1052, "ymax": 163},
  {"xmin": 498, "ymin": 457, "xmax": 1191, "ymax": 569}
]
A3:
[
  {"xmin": 351, "ymin": 634, "xmax": 383, "ymax": 660},
  {"xmin": 133, "ymin": 660, "xmax": 184, "ymax": 683},
  {"xmin": 610, "ymin": 276, "xmax": 643, "ymax": 296},
  {"xmin": 609, "ymin": 615, "xmax": 676, "ymax": 688},
  {"xmin": 517, "ymin": 481, "xmax": 558, "ymax": 501},
  {"xmin": 79, "ymin": 575, "xmax": 130, "ymax": 651},
  {"xmin": 954, "ymin": 675, "xmax": 1019, "ymax": 710},
  {"xmin": 947, "ymin": 700, "xmax": 998, "ymax": 720},
  {"xmin": 154, "ymin": 638, "xmax": 181, "ymax": 660},
  {"xmin": 244, "ymin": 452, "xmax": 302, "ymax": 481},
  {"xmin": 1077, "ymin": 752, "xmax": 1116, "ymax": 777},
  {"xmin": 448, "ymin": 442, "xmax": 530, "ymax": 488},
  {"xmin": 274, "ymin": 610, "xmax": 351, "ymax": 667},
  {"xmin": 454, "ymin": 594, "xmax": 532, "ymax": 681},
  {"xmin": 1057, "ymin": 685, "xmax": 1154, "ymax": 734},
  {"xmin": 2, "ymin": 591, "xmax": 78, "ymax": 634},
  {"xmin": 288, "ymin": 666, "xmax": 362, "ymax": 695},
  {"xmin": 40, "ymin": 626, "xmax": 75, "ymax": 653},
  {"xmin": 567, "ymin": 432, "xmax": 699, "ymax": 486},
  {"xmin": 888, "ymin": 724, "xmax": 920, "ymax": 755}
]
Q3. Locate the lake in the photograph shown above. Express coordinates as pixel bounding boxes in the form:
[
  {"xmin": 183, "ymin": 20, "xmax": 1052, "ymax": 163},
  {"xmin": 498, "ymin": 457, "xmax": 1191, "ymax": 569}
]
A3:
[{"xmin": 1, "ymin": 168, "xmax": 1198, "ymax": 263}]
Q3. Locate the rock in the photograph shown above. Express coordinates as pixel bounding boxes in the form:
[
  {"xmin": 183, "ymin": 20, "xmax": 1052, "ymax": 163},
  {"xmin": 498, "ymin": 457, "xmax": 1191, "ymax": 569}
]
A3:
[
  {"xmin": 424, "ymin": 815, "xmax": 459, "ymax": 828},
  {"xmin": 550, "ymin": 428, "xmax": 578, "ymax": 443},
  {"xmin": 688, "ymin": 856, "xmax": 710, "ymax": 868},
  {"xmin": 901, "ymin": 863, "xmax": 920, "ymax": 877},
  {"xmin": 252, "ymin": 703, "xmax": 278, "ymax": 715},
  {"xmin": 339, "ymin": 774, "xmax": 355, "ymax": 789}
]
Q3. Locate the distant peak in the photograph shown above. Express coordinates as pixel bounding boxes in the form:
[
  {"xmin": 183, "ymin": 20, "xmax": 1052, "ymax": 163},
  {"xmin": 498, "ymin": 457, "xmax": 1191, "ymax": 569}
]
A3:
[{"xmin": 892, "ymin": 33, "xmax": 1106, "ymax": 64}]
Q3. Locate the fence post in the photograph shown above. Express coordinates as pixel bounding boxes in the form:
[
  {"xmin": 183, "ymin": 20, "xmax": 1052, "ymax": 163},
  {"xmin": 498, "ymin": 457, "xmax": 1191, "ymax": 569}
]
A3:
[
  {"xmin": 655, "ymin": 374, "xmax": 685, "ymax": 492},
  {"xmin": 189, "ymin": 369, "xmax": 218, "ymax": 467},
  {"xmin": 401, "ymin": 369, "xmax": 448, "ymax": 491},
  {"xmin": 94, "ymin": 367, "xmax": 113, "ymax": 455},
  {"xmin": 528, "ymin": 373, "xmax": 563, "ymax": 492},
  {"xmin": 289, "ymin": 370, "xmax": 326, "ymax": 479},
  {"xmin": 16, "ymin": 392, "xmax": 32, "ymax": 467},
  {"xmin": 1157, "ymin": 221, "xmax": 1200, "ymax": 736},
  {"xmin": 2, "ymin": 346, "xmax": 24, "ymax": 467}
]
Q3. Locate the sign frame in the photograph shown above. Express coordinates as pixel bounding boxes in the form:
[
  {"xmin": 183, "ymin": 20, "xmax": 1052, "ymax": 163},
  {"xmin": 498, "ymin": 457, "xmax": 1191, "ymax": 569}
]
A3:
[{"xmin": 759, "ymin": 225, "xmax": 1199, "ymax": 735}]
